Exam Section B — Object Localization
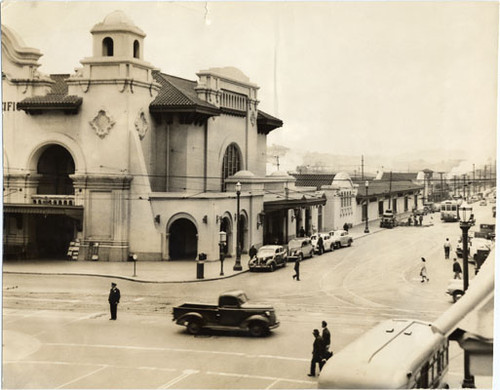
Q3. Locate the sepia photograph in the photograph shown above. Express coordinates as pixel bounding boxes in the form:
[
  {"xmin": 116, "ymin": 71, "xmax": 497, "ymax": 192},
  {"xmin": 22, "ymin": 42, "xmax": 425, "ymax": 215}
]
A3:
[{"xmin": 1, "ymin": 1, "xmax": 497, "ymax": 388}]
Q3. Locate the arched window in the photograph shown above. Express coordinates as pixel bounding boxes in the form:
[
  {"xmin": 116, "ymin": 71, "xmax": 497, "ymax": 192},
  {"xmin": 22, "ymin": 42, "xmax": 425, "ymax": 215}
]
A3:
[
  {"xmin": 133, "ymin": 40, "xmax": 140, "ymax": 59},
  {"xmin": 221, "ymin": 143, "xmax": 242, "ymax": 191},
  {"xmin": 102, "ymin": 37, "xmax": 114, "ymax": 56}
]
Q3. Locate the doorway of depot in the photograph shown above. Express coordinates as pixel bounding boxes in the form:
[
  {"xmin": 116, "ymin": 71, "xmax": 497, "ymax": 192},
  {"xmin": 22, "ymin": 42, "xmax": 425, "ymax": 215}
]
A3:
[
  {"xmin": 169, "ymin": 218, "xmax": 198, "ymax": 260},
  {"xmin": 35, "ymin": 215, "xmax": 76, "ymax": 259}
]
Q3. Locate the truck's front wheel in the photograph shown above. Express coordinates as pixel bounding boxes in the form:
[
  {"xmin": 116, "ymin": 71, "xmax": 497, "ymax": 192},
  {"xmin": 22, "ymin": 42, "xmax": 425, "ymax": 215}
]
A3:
[
  {"xmin": 249, "ymin": 322, "xmax": 267, "ymax": 337},
  {"xmin": 186, "ymin": 320, "xmax": 202, "ymax": 335}
]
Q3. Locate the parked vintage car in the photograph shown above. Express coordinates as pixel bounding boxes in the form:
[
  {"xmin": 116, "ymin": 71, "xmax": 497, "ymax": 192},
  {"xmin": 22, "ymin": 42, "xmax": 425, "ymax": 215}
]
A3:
[
  {"xmin": 328, "ymin": 229, "xmax": 353, "ymax": 249},
  {"xmin": 380, "ymin": 210, "xmax": 396, "ymax": 228},
  {"xmin": 446, "ymin": 279, "xmax": 464, "ymax": 302},
  {"xmin": 248, "ymin": 245, "xmax": 287, "ymax": 272},
  {"xmin": 456, "ymin": 236, "xmax": 491, "ymax": 263},
  {"xmin": 172, "ymin": 290, "xmax": 279, "ymax": 337},
  {"xmin": 287, "ymin": 238, "xmax": 314, "ymax": 261},
  {"xmin": 479, "ymin": 223, "xmax": 495, "ymax": 241},
  {"xmin": 311, "ymin": 233, "xmax": 335, "ymax": 254},
  {"xmin": 423, "ymin": 202, "xmax": 440, "ymax": 213}
]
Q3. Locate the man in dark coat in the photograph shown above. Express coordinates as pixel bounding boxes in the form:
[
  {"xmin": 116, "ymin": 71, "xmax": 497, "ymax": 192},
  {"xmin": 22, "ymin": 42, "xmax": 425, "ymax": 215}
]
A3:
[
  {"xmin": 317, "ymin": 235, "xmax": 324, "ymax": 255},
  {"xmin": 293, "ymin": 257, "xmax": 300, "ymax": 281},
  {"xmin": 249, "ymin": 245, "xmax": 257, "ymax": 260},
  {"xmin": 453, "ymin": 258, "xmax": 462, "ymax": 279},
  {"xmin": 108, "ymin": 282, "xmax": 121, "ymax": 320},
  {"xmin": 299, "ymin": 226, "xmax": 306, "ymax": 237},
  {"xmin": 308, "ymin": 329, "xmax": 326, "ymax": 376},
  {"xmin": 321, "ymin": 320, "xmax": 331, "ymax": 355},
  {"xmin": 343, "ymin": 222, "xmax": 349, "ymax": 232}
]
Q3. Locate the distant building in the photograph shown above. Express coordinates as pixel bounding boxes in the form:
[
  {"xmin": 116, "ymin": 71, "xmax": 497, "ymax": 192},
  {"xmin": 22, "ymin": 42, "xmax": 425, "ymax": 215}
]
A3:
[{"xmin": 291, "ymin": 172, "xmax": 357, "ymax": 231}]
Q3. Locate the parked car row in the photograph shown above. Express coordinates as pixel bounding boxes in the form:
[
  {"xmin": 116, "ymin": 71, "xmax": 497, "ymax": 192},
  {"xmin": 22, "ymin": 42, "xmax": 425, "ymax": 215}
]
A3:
[{"xmin": 248, "ymin": 230, "xmax": 354, "ymax": 272}]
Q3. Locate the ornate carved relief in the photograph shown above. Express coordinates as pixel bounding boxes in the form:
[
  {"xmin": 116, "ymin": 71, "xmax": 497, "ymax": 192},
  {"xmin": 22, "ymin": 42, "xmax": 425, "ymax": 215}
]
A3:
[
  {"xmin": 250, "ymin": 112, "xmax": 256, "ymax": 126},
  {"xmin": 89, "ymin": 109, "xmax": 115, "ymax": 139},
  {"xmin": 135, "ymin": 109, "xmax": 149, "ymax": 140}
]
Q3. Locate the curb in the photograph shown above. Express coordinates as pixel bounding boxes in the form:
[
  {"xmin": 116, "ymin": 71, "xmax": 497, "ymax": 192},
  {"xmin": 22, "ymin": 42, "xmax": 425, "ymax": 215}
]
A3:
[{"xmin": 3, "ymin": 269, "xmax": 250, "ymax": 284}]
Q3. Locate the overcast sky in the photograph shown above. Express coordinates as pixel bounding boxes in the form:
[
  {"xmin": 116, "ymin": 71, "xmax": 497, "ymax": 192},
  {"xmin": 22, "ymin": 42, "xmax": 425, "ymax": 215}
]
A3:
[{"xmin": 2, "ymin": 1, "xmax": 498, "ymax": 171}]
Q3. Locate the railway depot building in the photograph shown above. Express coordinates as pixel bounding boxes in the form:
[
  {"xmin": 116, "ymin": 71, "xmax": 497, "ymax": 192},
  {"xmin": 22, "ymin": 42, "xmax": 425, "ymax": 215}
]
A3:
[{"xmin": 2, "ymin": 11, "xmax": 283, "ymax": 262}]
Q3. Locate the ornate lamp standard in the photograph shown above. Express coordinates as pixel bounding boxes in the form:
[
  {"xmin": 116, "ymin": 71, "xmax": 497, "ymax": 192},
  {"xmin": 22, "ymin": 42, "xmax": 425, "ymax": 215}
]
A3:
[
  {"xmin": 364, "ymin": 180, "xmax": 370, "ymax": 233},
  {"xmin": 233, "ymin": 182, "xmax": 243, "ymax": 271},
  {"xmin": 459, "ymin": 203, "xmax": 475, "ymax": 388}
]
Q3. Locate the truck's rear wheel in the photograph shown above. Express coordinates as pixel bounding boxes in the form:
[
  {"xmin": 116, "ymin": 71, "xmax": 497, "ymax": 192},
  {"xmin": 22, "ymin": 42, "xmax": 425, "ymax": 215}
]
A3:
[
  {"xmin": 249, "ymin": 322, "xmax": 266, "ymax": 337},
  {"xmin": 187, "ymin": 320, "xmax": 202, "ymax": 335}
]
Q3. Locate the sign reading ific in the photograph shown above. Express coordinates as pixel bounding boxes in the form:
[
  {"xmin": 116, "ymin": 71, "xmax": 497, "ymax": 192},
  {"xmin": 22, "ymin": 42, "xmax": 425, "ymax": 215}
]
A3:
[{"xmin": 3, "ymin": 102, "xmax": 21, "ymax": 112}]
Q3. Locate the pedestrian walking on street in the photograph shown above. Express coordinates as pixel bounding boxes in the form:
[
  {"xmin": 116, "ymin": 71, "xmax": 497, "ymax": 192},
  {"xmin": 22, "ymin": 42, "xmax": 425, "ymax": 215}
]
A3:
[
  {"xmin": 444, "ymin": 238, "xmax": 451, "ymax": 259},
  {"xmin": 420, "ymin": 257, "xmax": 429, "ymax": 282},
  {"xmin": 321, "ymin": 320, "xmax": 333, "ymax": 359},
  {"xmin": 453, "ymin": 258, "xmax": 462, "ymax": 279},
  {"xmin": 419, "ymin": 214, "xmax": 423, "ymax": 226},
  {"xmin": 317, "ymin": 235, "xmax": 324, "ymax": 255},
  {"xmin": 249, "ymin": 244, "xmax": 257, "ymax": 260},
  {"xmin": 108, "ymin": 282, "xmax": 121, "ymax": 320},
  {"xmin": 308, "ymin": 329, "xmax": 326, "ymax": 377},
  {"xmin": 293, "ymin": 257, "xmax": 301, "ymax": 281},
  {"xmin": 343, "ymin": 222, "xmax": 349, "ymax": 232}
]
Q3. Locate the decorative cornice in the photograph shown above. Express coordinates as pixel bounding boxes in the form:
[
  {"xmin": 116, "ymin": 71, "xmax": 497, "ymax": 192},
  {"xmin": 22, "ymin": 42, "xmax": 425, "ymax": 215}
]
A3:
[{"xmin": 70, "ymin": 174, "xmax": 133, "ymax": 190}]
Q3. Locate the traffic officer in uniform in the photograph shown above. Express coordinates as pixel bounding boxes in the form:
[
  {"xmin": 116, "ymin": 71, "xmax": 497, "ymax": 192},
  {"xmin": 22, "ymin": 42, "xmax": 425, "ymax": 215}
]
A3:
[{"xmin": 108, "ymin": 282, "xmax": 121, "ymax": 320}]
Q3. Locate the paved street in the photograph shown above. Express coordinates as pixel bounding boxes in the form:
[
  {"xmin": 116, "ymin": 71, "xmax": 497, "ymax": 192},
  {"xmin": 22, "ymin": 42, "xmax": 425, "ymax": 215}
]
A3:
[{"xmin": 3, "ymin": 205, "xmax": 495, "ymax": 389}]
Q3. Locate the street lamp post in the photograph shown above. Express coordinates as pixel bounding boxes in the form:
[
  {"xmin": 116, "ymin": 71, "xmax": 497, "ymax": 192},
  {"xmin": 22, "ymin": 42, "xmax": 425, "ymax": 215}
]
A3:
[
  {"xmin": 233, "ymin": 182, "xmax": 242, "ymax": 271},
  {"xmin": 364, "ymin": 180, "xmax": 370, "ymax": 233},
  {"xmin": 459, "ymin": 204, "xmax": 475, "ymax": 389}
]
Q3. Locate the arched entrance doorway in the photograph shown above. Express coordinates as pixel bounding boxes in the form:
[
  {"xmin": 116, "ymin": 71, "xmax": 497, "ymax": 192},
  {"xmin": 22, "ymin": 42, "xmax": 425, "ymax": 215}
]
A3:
[
  {"xmin": 35, "ymin": 145, "xmax": 77, "ymax": 259},
  {"xmin": 169, "ymin": 218, "xmax": 198, "ymax": 260},
  {"xmin": 220, "ymin": 216, "xmax": 233, "ymax": 256},
  {"xmin": 37, "ymin": 145, "xmax": 75, "ymax": 195}
]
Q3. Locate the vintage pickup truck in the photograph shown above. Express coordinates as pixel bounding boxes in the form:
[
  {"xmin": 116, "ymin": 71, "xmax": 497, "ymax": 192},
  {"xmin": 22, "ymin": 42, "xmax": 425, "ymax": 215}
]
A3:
[{"xmin": 172, "ymin": 290, "xmax": 279, "ymax": 337}]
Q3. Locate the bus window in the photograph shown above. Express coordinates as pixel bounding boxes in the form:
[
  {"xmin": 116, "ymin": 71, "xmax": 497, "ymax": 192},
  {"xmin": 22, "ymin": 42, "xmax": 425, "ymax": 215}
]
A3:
[{"xmin": 417, "ymin": 362, "xmax": 429, "ymax": 388}]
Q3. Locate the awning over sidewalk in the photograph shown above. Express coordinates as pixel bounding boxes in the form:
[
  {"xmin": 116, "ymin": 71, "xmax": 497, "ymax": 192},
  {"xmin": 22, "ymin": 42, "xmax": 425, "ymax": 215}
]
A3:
[
  {"xmin": 4, "ymin": 203, "xmax": 84, "ymax": 219},
  {"xmin": 264, "ymin": 195, "xmax": 326, "ymax": 212}
]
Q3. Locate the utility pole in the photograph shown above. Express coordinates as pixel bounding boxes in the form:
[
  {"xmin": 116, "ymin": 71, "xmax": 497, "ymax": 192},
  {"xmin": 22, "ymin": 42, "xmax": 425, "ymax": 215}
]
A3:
[
  {"xmin": 472, "ymin": 164, "xmax": 475, "ymax": 196},
  {"xmin": 361, "ymin": 155, "xmax": 364, "ymax": 181},
  {"xmin": 463, "ymin": 174, "xmax": 467, "ymax": 199},
  {"xmin": 388, "ymin": 171, "xmax": 393, "ymax": 210},
  {"xmin": 438, "ymin": 172, "xmax": 445, "ymax": 202},
  {"xmin": 275, "ymin": 155, "xmax": 280, "ymax": 171}
]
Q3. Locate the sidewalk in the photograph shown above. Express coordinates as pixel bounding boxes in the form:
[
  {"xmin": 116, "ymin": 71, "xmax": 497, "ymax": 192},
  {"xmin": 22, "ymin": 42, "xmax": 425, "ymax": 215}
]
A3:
[{"xmin": 3, "ymin": 220, "xmax": 385, "ymax": 283}]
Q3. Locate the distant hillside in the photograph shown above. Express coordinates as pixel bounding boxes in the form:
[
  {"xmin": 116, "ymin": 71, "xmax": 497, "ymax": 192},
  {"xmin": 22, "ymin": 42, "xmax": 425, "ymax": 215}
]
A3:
[{"xmin": 267, "ymin": 144, "xmax": 474, "ymax": 175}]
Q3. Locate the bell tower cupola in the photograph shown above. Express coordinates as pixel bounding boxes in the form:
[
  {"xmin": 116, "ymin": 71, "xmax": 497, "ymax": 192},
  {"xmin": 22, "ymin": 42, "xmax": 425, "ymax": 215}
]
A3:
[
  {"xmin": 90, "ymin": 10, "xmax": 145, "ymax": 59},
  {"xmin": 73, "ymin": 10, "xmax": 159, "ymax": 87}
]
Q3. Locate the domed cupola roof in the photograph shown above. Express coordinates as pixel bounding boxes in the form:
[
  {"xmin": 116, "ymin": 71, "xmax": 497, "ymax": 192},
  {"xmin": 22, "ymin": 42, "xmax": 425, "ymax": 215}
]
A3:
[
  {"xmin": 332, "ymin": 172, "xmax": 353, "ymax": 186},
  {"xmin": 91, "ymin": 10, "xmax": 146, "ymax": 37},
  {"xmin": 233, "ymin": 170, "xmax": 256, "ymax": 179}
]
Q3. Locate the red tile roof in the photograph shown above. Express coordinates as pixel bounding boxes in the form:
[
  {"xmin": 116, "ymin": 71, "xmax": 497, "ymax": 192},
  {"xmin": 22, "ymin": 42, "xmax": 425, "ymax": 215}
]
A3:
[
  {"xmin": 18, "ymin": 74, "xmax": 82, "ymax": 113},
  {"xmin": 149, "ymin": 72, "xmax": 220, "ymax": 116}
]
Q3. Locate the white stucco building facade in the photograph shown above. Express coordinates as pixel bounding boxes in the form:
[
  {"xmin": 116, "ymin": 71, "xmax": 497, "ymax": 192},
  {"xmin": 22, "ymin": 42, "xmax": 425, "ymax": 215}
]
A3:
[{"xmin": 2, "ymin": 11, "xmax": 283, "ymax": 262}]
